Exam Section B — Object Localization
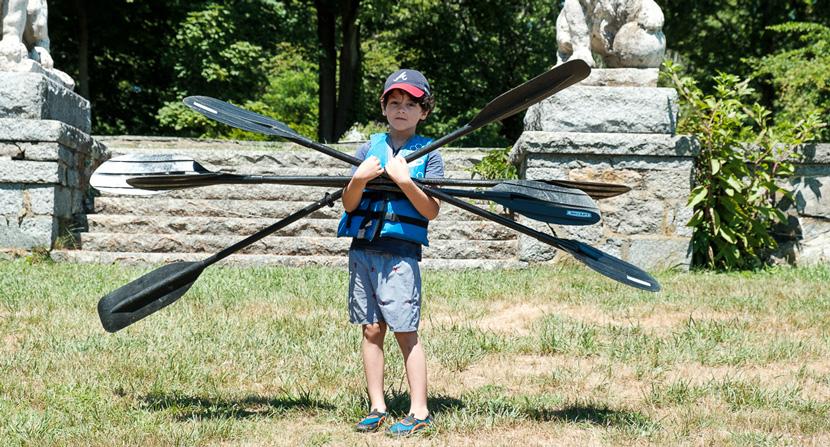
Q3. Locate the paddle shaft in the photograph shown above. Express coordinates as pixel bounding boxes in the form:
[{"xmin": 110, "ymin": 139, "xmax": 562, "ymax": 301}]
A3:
[{"xmin": 107, "ymin": 189, "xmax": 343, "ymax": 314}]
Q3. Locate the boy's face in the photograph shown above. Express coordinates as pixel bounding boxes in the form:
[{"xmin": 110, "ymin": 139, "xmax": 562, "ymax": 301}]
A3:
[{"xmin": 381, "ymin": 90, "xmax": 429, "ymax": 134}]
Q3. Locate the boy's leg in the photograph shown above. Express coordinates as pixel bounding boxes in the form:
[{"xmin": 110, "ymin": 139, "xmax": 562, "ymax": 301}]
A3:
[
  {"xmin": 394, "ymin": 330, "xmax": 428, "ymax": 419},
  {"xmin": 362, "ymin": 322, "xmax": 388, "ymax": 412}
]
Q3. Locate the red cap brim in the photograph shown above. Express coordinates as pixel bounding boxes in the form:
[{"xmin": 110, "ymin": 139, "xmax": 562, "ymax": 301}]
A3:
[{"xmin": 381, "ymin": 83, "xmax": 425, "ymax": 99}]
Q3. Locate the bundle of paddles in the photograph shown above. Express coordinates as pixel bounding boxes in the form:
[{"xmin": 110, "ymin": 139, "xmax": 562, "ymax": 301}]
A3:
[{"xmin": 90, "ymin": 60, "xmax": 660, "ymax": 334}]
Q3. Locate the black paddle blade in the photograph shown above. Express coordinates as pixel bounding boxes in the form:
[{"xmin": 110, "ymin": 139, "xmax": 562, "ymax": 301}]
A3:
[
  {"xmin": 492, "ymin": 180, "xmax": 600, "ymax": 225},
  {"xmin": 127, "ymin": 172, "xmax": 232, "ymax": 190},
  {"xmin": 98, "ymin": 262, "xmax": 204, "ymax": 332},
  {"xmin": 468, "ymin": 59, "xmax": 590, "ymax": 129},
  {"xmin": 546, "ymin": 179, "xmax": 631, "ymax": 200},
  {"xmin": 562, "ymin": 239, "xmax": 661, "ymax": 292},
  {"xmin": 184, "ymin": 96, "xmax": 303, "ymax": 140}
]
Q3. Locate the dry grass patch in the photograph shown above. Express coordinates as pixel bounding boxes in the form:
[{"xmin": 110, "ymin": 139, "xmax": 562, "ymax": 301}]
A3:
[
  {"xmin": 474, "ymin": 302, "xmax": 555, "ymax": 336},
  {"xmin": 447, "ymin": 354, "xmax": 649, "ymax": 406}
]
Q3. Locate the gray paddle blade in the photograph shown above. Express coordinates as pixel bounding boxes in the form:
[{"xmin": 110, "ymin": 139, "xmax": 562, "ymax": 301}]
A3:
[
  {"xmin": 564, "ymin": 239, "xmax": 661, "ymax": 292},
  {"xmin": 468, "ymin": 59, "xmax": 590, "ymax": 129},
  {"xmin": 91, "ymin": 154, "xmax": 210, "ymax": 196},
  {"xmin": 98, "ymin": 261, "xmax": 204, "ymax": 332},
  {"xmin": 491, "ymin": 180, "xmax": 601, "ymax": 225}
]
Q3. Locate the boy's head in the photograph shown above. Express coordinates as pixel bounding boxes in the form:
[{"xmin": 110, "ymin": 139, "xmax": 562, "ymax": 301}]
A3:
[{"xmin": 380, "ymin": 69, "xmax": 435, "ymax": 118}]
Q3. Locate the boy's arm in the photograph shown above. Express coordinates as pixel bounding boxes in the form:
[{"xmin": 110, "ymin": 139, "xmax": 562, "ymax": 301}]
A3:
[
  {"xmin": 343, "ymin": 156, "xmax": 384, "ymax": 212},
  {"xmin": 384, "ymin": 156, "xmax": 441, "ymax": 220}
]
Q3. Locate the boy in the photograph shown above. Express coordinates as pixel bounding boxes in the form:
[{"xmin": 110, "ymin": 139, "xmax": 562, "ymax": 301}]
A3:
[{"xmin": 337, "ymin": 69, "xmax": 444, "ymax": 436}]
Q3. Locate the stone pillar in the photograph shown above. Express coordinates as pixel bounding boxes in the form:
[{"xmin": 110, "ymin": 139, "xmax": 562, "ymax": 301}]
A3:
[
  {"xmin": 0, "ymin": 72, "xmax": 107, "ymax": 252},
  {"xmin": 511, "ymin": 68, "xmax": 695, "ymax": 270}
]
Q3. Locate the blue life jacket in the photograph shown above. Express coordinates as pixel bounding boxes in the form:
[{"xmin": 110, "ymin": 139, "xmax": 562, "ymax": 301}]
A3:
[{"xmin": 337, "ymin": 133, "xmax": 432, "ymax": 246}]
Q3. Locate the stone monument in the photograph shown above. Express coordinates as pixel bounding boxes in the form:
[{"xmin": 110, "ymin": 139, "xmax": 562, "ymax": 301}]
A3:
[
  {"xmin": 556, "ymin": 0, "xmax": 666, "ymax": 68},
  {"xmin": 511, "ymin": 0, "xmax": 694, "ymax": 270},
  {"xmin": 1, "ymin": 0, "xmax": 107, "ymax": 253}
]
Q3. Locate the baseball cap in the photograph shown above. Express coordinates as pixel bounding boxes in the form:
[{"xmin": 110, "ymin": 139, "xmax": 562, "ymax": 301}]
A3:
[{"xmin": 382, "ymin": 69, "xmax": 431, "ymax": 99}]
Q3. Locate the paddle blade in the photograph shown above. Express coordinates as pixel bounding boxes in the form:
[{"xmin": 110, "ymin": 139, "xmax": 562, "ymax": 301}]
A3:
[
  {"xmin": 98, "ymin": 262, "xmax": 204, "ymax": 332},
  {"xmin": 492, "ymin": 180, "xmax": 601, "ymax": 225},
  {"xmin": 468, "ymin": 59, "xmax": 590, "ymax": 129},
  {"xmin": 564, "ymin": 239, "xmax": 661, "ymax": 292},
  {"xmin": 545, "ymin": 179, "xmax": 631, "ymax": 200},
  {"xmin": 127, "ymin": 172, "xmax": 230, "ymax": 190},
  {"xmin": 184, "ymin": 96, "xmax": 302, "ymax": 140},
  {"xmin": 91, "ymin": 154, "xmax": 210, "ymax": 196}
]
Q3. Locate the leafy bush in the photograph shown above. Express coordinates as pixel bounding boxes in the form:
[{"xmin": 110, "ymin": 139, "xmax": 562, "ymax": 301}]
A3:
[
  {"xmin": 158, "ymin": 43, "xmax": 319, "ymax": 140},
  {"xmin": 246, "ymin": 46, "xmax": 319, "ymax": 139},
  {"xmin": 752, "ymin": 22, "xmax": 830, "ymax": 142},
  {"xmin": 663, "ymin": 61, "xmax": 824, "ymax": 270},
  {"xmin": 468, "ymin": 147, "xmax": 518, "ymax": 180}
]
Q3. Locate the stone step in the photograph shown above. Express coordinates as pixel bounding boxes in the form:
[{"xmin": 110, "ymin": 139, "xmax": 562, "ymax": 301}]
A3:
[
  {"xmin": 87, "ymin": 215, "xmax": 516, "ymax": 240},
  {"xmin": 78, "ymin": 233, "xmax": 517, "ymax": 259},
  {"xmin": 51, "ymin": 249, "xmax": 528, "ymax": 270},
  {"xmin": 92, "ymin": 197, "xmax": 507, "ymax": 221}
]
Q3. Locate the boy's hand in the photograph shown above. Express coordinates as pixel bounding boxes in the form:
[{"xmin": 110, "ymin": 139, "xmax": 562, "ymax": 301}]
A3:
[
  {"xmin": 385, "ymin": 155, "xmax": 413, "ymax": 186},
  {"xmin": 352, "ymin": 156, "xmax": 384, "ymax": 185}
]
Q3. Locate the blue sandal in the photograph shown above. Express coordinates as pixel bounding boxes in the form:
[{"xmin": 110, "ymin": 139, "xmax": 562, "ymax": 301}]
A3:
[
  {"xmin": 355, "ymin": 409, "xmax": 388, "ymax": 432},
  {"xmin": 387, "ymin": 413, "xmax": 432, "ymax": 436}
]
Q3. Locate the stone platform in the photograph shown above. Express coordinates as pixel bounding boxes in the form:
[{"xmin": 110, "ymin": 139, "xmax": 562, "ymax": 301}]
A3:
[
  {"xmin": 512, "ymin": 68, "xmax": 694, "ymax": 270},
  {"xmin": 1, "ymin": 70, "xmax": 106, "ymax": 252}
]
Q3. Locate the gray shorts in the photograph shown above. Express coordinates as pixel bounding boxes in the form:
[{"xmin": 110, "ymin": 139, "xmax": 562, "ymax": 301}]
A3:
[{"xmin": 348, "ymin": 249, "xmax": 422, "ymax": 332}]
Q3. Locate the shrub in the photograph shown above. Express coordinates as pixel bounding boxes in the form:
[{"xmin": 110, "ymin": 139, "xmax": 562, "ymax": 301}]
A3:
[
  {"xmin": 467, "ymin": 147, "xmax": 518, "ymax": 180},
  {"xmin": 663, "ymin": 61, "xmax": 824, "ymax": 270}
]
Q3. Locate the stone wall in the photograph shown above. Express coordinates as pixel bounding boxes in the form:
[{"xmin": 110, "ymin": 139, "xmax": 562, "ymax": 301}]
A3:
[
  {"xmin": 775, "ymin": 143, "xmax": 830, "ymax": 264},
  {"xmin": 0, "ymin": 73, "xmax": 107, "ymax": 252}
]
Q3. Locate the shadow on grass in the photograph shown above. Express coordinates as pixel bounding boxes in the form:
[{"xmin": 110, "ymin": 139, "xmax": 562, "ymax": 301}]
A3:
[
  {"xmin": 384, "ymin": 389, "xmax": 464, "ymax": 418},
  {"xmin": 141, "ymin": 391, "xmax": 335, "ymax": 421},
  {"xmin": 526, "ymin": 404, "xmax": 656, "ymax": 430}
]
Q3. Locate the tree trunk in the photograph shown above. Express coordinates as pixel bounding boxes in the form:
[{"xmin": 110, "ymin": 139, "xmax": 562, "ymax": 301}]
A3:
[
  {"xmin": 334, "ymin": 0, "xmax": 361, "ymax": 141},
  {"xmin": 315, "ymin": 0, "xmax": 337, "ymax": 143},
  {"xmin": 74, "ymin": 0, "xmax": 90, "ymax": 99}
]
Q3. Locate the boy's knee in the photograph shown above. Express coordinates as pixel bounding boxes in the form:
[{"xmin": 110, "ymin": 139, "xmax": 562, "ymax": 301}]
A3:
[
  {"xmin": 362, "ymin": 322, "xmax": 387, "ymax": 342},
  {"xmin": 393, "ymin": 330, "xmax": 419, "ymax": 349}
]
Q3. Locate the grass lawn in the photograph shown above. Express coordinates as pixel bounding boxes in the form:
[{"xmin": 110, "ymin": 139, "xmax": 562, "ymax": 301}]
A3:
[{"xmin": 1, "ymin": 259, "xmax": 829, "ymax": 446}]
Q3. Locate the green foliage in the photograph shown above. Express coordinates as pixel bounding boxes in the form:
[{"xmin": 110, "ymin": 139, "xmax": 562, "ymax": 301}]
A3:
[
  {"xmin": 468, "ymin": 147, "xmax": 518, "ymax": 180},
  {"xmin": 165, "ymin": 4, "xmax": 266, "ymax": 100},
  {"xmin": 663, "ymin": 61, "xmax": 825, "ymax": 270},
  {"xmin": 752, "ymin": 22, "xmax": 830, "ymax": 141},
  {"xmin": 362, "ymin": 0, "xmax": 558, "ymax": 146},
  {"xmin": 45, "ymin": 0, "xmax": 830, "ymax": 141},
  {"xmin": 156, "ymin": 5, "xmax": 319, "ymax": 140},
  {"xmin": 250, "ymin": 47, "xmax": 320, "ymax": 139},
  {"xmin": 661, "ymin": 1, "xmax": 830, "ymax": 92}
]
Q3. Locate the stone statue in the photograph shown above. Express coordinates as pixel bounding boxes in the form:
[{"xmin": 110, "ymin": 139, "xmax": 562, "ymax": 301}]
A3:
[
  {"xmin": 556, "ymin": 0, "xmax": 666, "ymax": 68},
  {"xmin": 1, "ymin": 0, "xmax": 73, "ymax": 88}
]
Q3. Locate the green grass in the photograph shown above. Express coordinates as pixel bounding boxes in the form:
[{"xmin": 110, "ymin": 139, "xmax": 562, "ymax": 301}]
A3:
[{"xmin": 1, "ymin": 260, "xmax": 829, "ymax": 446}]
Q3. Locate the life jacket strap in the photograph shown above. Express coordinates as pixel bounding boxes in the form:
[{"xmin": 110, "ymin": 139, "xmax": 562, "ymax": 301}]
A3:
[{"xmin": 346, "ymin": 209, "xmax": 428, "ymax": 228}]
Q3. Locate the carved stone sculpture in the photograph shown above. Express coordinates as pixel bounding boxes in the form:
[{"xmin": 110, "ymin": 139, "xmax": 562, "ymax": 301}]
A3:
[
  {"xmin": 556, "ymin": 0, "xmax": 666, "ymax": 68},
  {"xmin": 1, "ymin": 0, "xmax": 73, "ymax": 87}
]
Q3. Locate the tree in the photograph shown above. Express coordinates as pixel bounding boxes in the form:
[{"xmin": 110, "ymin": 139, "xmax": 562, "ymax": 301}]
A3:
[
  {"xmin": 662, "ymin": 0, "xmax": 830, "ymax": 102},
  {"xmin": 313, "ymin": 0, "xmax": 362, "ymax": 143}
]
